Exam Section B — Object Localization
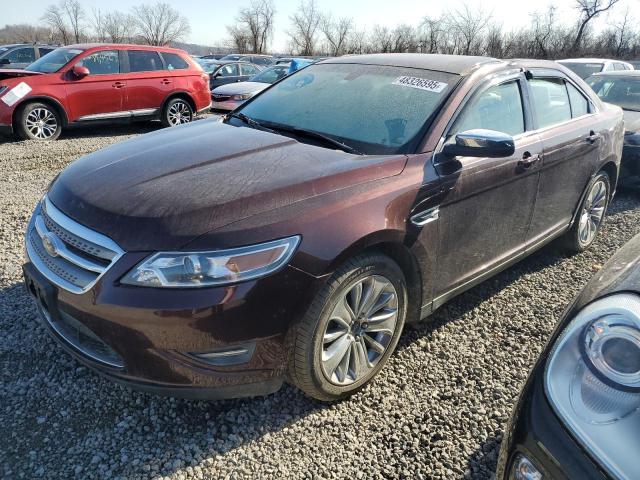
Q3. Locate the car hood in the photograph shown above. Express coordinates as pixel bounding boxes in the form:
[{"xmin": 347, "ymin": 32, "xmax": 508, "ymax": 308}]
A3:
[
  {"xmin": 0, "ymin": 69, "xmax": 44, "ymax": 80},
  {"xmin": 48, "ymin": 119, "xmax": 408, "ymax": 251},
  {"xmin": 212, "ymin": 82, "xmax": 269, "ymax": 95},
  {"xmin": 623, "ymin": 110, "xmax": 640, "ymax": 133}
]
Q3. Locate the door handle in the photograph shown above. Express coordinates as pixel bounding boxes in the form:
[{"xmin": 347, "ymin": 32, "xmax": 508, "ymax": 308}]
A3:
[
  {"xmin": 161, "ymin": 79, "xmax": 172, "ymax": 85},
  {"xmin": 112, "ymin": 82, "xmax": 125, "ymax": 89},
  {"xmin": 586, "ymin": 131, "xmax": 600, "ymax": 143},
  {"xmin": 518, "ymin": 152, "xmax": 540, "ymax": 169}
]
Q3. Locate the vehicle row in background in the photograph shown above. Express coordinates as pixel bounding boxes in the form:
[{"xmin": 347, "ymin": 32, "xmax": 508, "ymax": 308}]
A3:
[
  {"xmin": 196, "ymin": 58, "xmax": 263, "ymax": 90},
  {"xmin": 0, "ymin": 43, "xmax": 211, "ymax": 140},
  {"xmin": 559, "ymin": 57, "xmax": 634, "ymax": 79}
]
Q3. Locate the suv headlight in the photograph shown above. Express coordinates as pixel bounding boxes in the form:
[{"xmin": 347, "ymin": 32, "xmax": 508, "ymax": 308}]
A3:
[
  {"xmin": 121, "ymin": 236, "xmax": 300, "ymax": 288},
  {"xmin": 545, "ymin": 293, "xmax": 640, "ymax": 479}
]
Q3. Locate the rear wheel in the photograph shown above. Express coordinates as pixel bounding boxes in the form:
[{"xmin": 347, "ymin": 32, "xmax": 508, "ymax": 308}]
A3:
[
  {"xmin": 161, "ymin": 97, "xmax": 193, "ymax": 127},
  {"xmin": 15, "ymin": 102, "xmax": 62, "ymax": 141},
  {"xmin": 288, "ymin": 253, "xmax": 407, "ymax": 401},
  {"xmin": 562, "ymin": 171, "xmax": 610, "ymax": 252}
]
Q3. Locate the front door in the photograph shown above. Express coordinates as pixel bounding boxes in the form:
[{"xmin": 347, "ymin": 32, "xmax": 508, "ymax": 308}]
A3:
[
  {"xmin": 211, "ymin": 64, "xmax": 242, "ymax": 89},
  {"xmin": 525, "ymin": 75, "xmax": 601, "ymax": 243},
  {"xmin": 430, "ymin": 77, "xmax": 542, "ymax": 303},
  {"xmin": 64, "ymin": 50, "xmax": 126, "ymax": 121}
]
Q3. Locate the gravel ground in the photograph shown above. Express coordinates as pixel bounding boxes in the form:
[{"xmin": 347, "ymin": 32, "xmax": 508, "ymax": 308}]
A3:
[{"xmin": 1, "ymin": 122, "xmax": 640, "ymax": 480}]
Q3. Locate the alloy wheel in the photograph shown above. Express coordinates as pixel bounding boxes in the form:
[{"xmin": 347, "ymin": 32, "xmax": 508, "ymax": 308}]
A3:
[
  {"xmin": 25, "ymin": 107, "xmax": 58, "ymax": 140},
  {"xmin": 167, "ymin": 101, "xmax": 192, "ymax": 126},
  {"xmin": 321, "ymin": 274, "xmax": 399, "ymax": 386},
  {"xmin": 578, "ymin": 179, "xmax": 607, "ymax": 246}
]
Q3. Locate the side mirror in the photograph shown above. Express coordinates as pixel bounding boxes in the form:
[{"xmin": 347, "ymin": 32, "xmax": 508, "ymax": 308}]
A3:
[
  {"xmin": 442, "ymin": 129, "xmax": 515, "ymax": 158},
  {"xmin": 0, "ymin": 58, "xmax": 10, "ymax": 65},
  {"xmin": 72, "ymin": 65, "xmax": 90, "ymax": 78}
]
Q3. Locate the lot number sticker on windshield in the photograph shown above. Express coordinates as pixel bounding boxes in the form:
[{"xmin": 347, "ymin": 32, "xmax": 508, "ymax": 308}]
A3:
[
  {"xmin": 1, "ymin": 82, "xmax": 32, "ymax": 107},
  {"xmin": 392, "ymin": 76, "xmax": 447, "ymax": 93}
]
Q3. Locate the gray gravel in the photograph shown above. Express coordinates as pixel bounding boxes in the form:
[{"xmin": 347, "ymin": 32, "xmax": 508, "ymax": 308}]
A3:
[{"xmin": 1, "ymin": 123, "xmax": 640, "ymax": 480}]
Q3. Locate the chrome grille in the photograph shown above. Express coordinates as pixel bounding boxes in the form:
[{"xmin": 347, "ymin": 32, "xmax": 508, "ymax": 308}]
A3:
[{"xmin": 26, "ymin": 196, "xmax": 124, "ymax": 294}]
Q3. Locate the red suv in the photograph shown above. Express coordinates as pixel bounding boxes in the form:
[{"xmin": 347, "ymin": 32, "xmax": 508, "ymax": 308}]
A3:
[{"xmin": 0, "ymin": 44, "xmax": 211, "ymax": 140}]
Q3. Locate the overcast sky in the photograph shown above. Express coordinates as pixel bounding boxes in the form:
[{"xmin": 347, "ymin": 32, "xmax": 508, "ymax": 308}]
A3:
[{"xmin": 1, "ymin": 0, "xmax": 630, "ymax": 51}]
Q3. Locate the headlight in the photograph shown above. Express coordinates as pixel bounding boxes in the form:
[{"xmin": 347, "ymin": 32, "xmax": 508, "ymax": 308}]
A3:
[
  {"xmin": 545, "ymin": 293, "xmax": 640, "ymax": 479},
  {"xmin": 121, "ymin": 236, "xmax": 300, "ymax": 288},
  {"xmin": 231, "ymin": 93, "xmax": 253, "ymax": 101}
]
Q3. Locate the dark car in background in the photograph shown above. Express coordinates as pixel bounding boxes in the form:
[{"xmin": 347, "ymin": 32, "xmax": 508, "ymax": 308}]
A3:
[
  {"xmin": 219, "ymin": 53, "xmax": 274, "ymax": 67},
  {"xmin": 496, "ymin": 233, "xmax": 640, "ymax": 480},
  {"xmin": 23, "ymin": 54, "xmax": 623, "ymax": 402},
  {"xmin": 0, "ymin": 43, "xmax": 57, "ymax": 69},
  {"xmin": 0, "ymin": 44, "xmax": 211, "ymax": 140},
  {"xmin": 201, "ymin": 60, "xmax": 262, "ymax": 90},
  {"xmin": 587, "ymin": 71, "xmax": 640, "ymax": 182}
]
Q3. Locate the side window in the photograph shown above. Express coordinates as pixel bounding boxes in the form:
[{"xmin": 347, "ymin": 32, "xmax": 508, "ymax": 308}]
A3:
[
  {"xmin": 161, "ymin": 52, "xmax": 189, "ymax": 70},
  {"xmin": 450, "ymin": 81, "xmax": 525, "ymax": 137},
  {"xmin": 529, "ymin": 78, "xmax": 572, "ymax": 129},
  {"xmin": 77, "ymin": 50, "xmax": 119, "ymax": 75},
  {"xmin": 38, "ymin": 48, "xmax": 54, "ymax": 57},
  {"xmin": 218, "ymin": 64, "xmax": 238, "ymax": 77},
  {"xmin": 566, "ymin": 82, "xmax": 589, "ymax": 117},
  {"xmin": 241, "ymin": 63, "xmax": 260, "ymax": 75},
  {"xmin": 6, "ymin": 47, "xmax": 36, "ymax": 64},
  {"xmin": 128, "ymin": 50, "xmax": 163, "ymax": 72}
]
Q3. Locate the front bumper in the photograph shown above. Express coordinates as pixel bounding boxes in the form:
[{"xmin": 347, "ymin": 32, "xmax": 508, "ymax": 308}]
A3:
[
  {"xmin": 23, "ymin": 251, "xmax": 322, "ymax": 400},
  {"xmin": 496, "ymin": 365, "xmax": 608, "ymax": 479},
  {"xmin": 211, "ymin": 98, "xmax": 245, "ymax": 111}
]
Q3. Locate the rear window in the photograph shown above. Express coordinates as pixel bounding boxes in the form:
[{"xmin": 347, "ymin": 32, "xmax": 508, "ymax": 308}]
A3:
[
  {"xmin": 162, "ymin": 52, "xmax": 189, "ymax": 70},
  {"xmin": 128, "ymin": 50, "xmax": 163, "ymax": 72},
  {"xmin": 529, "ymin": 78, "xmax": 572, "ymax": 128}
]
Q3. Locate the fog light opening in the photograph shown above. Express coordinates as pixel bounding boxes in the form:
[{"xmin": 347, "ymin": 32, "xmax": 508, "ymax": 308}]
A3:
[
  {"xmin": 510, "ymin": 454, "xmax": 542, "ymax": 480},
  {"xmin": 186, "ymin": 342, "xmax": 256, "ymax": 367}
]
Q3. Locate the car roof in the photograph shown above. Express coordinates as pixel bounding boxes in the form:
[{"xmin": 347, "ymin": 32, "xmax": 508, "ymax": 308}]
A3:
[
  {"xmin": 590, "ymin": 70, "xmax": 640, "ymax": 77},
  {"xmin": 64, "ymin": 43, "xmax": 186, "ymax": 54},
  {"xmin": 323, "ymin": 53, "xmax": 500, "ymax": 75},
  {"xmin": 558, "ymin": 58, "xmax": 625, "ymax": 64}
]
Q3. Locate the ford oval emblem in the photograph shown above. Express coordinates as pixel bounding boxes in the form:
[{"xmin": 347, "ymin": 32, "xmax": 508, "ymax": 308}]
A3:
[{"xmin": 42, "ymin": 232, "xmax": 60, "ymax": 257}]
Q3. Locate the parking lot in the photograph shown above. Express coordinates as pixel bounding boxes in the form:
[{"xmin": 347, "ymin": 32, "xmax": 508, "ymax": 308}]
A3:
[{"xmin": 0, "ymin": 122, "xmax": 638, "ymax": 479}]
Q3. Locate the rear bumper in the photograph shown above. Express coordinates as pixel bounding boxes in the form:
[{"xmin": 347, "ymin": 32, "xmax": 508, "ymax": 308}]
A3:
[{"xmin": 197, "ymin": 101, "xmax": 212, "ymax": 114}]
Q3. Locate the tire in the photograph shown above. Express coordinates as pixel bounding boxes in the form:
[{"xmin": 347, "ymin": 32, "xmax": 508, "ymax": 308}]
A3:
[
  {"xmin": 562, "ymin": 170, "xmax": 610, "ymax": 253},
  {"xmin": 288, "ymin": 253, "xmax": 407, "ymax": 401},
  {"xmin": 161, "ymin": 97, "xmax": 194, "ymax": 127},
  {"xmin": 15, "ymin": 102, "xmax": 62, "ymax": 141}
]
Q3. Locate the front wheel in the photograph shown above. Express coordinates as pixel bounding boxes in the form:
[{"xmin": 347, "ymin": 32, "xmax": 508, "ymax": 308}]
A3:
[
  {"xmin": 15, "ymin": 102, "xmax": 62, "ymax": 141},
  {"xmin": 161, "ymin": 98, "xmax": 193, "ymax": 127},
  {"xmin": 288, "ymin": 253, "xmax": 407, "ymax": 401},
  {"xmin": 562, "ymin": 171, "xmax": 610, "ymax": 252}
]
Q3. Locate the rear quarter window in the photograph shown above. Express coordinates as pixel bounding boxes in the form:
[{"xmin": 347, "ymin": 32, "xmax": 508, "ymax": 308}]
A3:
[
  {"xmin": 161, "ymin": 52, "xmax": 189, "ymax": 70},
  {"xmin": 566, "ymin": 82, "xmax": 589, "ymax": 117}
]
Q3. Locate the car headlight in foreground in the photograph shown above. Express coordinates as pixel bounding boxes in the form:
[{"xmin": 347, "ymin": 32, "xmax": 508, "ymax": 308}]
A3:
[
  {"xmin": 545, "ymin": 293, "xmax": 640, "ymax": 479},
  {"xmin": 121, "ymin": 236, "xmax": 300, "ymax": 287}
]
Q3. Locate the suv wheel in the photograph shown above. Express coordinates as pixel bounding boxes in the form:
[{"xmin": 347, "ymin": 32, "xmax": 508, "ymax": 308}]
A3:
[
  {"xmin": 162, "ymin": 98, "xmax": 193, "ymax": 127},
  {"xmin": 563, "ymin": 170, "xmax": 610, "ymax": 252},
  {"xmin": 16, "ymin": 102, "xmax": 62, "ymax": 141},
  {"xmin": 288, "ymin": 253, "xmax": 407, "ymax": 401}
]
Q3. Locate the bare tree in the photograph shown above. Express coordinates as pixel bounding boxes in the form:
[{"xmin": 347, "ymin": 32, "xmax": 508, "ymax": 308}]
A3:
[
  {"xmin": 370, "ymin": 25, "xmax": 393, "ymax": 52},
  {"xmin": 230, "ymin": 0, "xmax": 276, "ymax": 53},
  {"xmin": 104, "ymin": 11, "xmax": 137, "ymax": 43},
  {"xmin": 321, "ymin": 15, "xmax": 353, "ymax": 56},
  {"xmin": 0, "ymin": 24, "xmax": 54, "ymax": 43},
  {"xmin": 572, "ymin": 0, "xmax": 621, "ymax": 53},
  {"xmin": 420, "ymin": 16, "xmax": 445, "ymax": 53},
  {"xmin": 91, "ymin": 8, "xmax": 107, "ymax": 42},
  {"xmin": 390, "ymin": 24, "xmax": 418, "ymax": 52},
  {"xmin": 63, "ymin": 0, "xmax": 85, "ymax": 43},
  {"xmin": 449, "ymin": 4, "xmax": 491, "ymax": 55},
  {"xmin": 287, "ymin": 0, "xmax": 322, "ymax": 55},
  {"xmin": 133, "ymin": 2, "xmax": 190, "ymax": 46},
  {"xmin": 41, "ymin": 4, "xmax": 70, "ymax": 44},
  {"xmin": 226, "ymin": 25, "xmax": 252, "ymax": 53}
]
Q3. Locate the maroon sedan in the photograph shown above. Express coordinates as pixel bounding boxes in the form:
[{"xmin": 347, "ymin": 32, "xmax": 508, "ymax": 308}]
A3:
[
  {"xmin": 23, "ymin": 54, "xmax": 623, "ymax": 401},
  {"xmin": 0, "ymin": 44, "xmax": 211, "ymax": 140}
]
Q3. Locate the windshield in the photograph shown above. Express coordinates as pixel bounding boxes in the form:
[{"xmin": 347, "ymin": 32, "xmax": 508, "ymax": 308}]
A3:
[
  {"xmin": 26, "ymin": 48, "xmax": 84, "ymax": 73},
  {"xmin": 236, "ymin": 63, "xmax": 458, "ymax": 154},
  {"xmin": 561, "ymin": 62, "xmax": 604, "ymax": 79},
  {"xmin": 586, "ymin": 75, "xmax": 640, "ymax": 111},
  {"xmin": 249, "ymin": 65, "xmax": 289, "ymax": 84}
]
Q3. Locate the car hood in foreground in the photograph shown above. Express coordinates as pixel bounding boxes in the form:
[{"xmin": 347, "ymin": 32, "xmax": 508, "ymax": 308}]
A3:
[
  {"xmin": 48, "ymin": 119, "xmax": 408, "ymax": 251},
  {"xmin": 212, "ymin": 82, "xmax": 269, "ymax": 96}
]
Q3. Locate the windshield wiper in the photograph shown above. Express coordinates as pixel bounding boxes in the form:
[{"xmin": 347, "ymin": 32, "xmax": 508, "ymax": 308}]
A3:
[
  {"xmin": 262, "ymin": 122, "xmax": 362, "ymax": 154},
  {"xmin": 226, "ymin": 112, "xmax": 276, "ymax": 133}
]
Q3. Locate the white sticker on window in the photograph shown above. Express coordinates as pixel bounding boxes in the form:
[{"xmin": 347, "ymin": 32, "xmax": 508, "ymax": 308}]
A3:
[
  {"xmin": 392, "ymin": 76, "xmax": 447, "ymax": 93},
  {"xmin": 1, "ymin": 82, "xmax": 32, "ymax": 107}
]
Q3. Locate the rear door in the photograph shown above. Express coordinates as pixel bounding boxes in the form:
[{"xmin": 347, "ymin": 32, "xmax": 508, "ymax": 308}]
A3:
[
  {"xmin": 525, "ymin": 72, "xmax": 600, "ymax": 244},
  {"xmin": 123, "ymin": 49, "xmax": 172, "ymax": 114},
  {"xmin": 240, "ymin": 63, "xmax": 260, "ymax": 81},
  {"xmin": 64, "ymin": 49, "xmax": 126, "ymax": 121},
  {"xmin": 430, "ymin": 75, "xmax": 543, "ymax": 301}
]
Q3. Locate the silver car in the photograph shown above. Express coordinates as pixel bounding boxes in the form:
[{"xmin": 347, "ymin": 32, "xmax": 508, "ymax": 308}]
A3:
[{"xmin": 211, "ymin": 64, "xmax": 291, "ymax": 111}]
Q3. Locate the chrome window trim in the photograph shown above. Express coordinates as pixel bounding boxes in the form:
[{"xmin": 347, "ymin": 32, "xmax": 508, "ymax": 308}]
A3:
[{"xmin": 25, "ymin": 196, "xmax": 124, "ymax": 294}]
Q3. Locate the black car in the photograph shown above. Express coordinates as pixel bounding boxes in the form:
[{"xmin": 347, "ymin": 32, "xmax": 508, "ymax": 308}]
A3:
[
  {"xmin": 199, "ymin": 60, "xmax": 262, "ymax": 90},
  {"xmin": 0, "ymin": 43, "xmax": 57, "ymax": 69},
  {"xmin": 497, "ymin": 233, "xmax": 640, "ymax": 479},
  {"xmin": 219, "ymin": 53, "xmax": 274, "ymax": 67},
  {"xmin": 587, "ymin": 71, "xmax": 640, "ymax": 183}
]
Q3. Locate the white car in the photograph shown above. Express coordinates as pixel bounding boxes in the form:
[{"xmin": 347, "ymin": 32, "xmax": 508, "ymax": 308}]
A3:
[{"xmin": 558, "ymin": 58, "xmax": 633, "ymax": 79}]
